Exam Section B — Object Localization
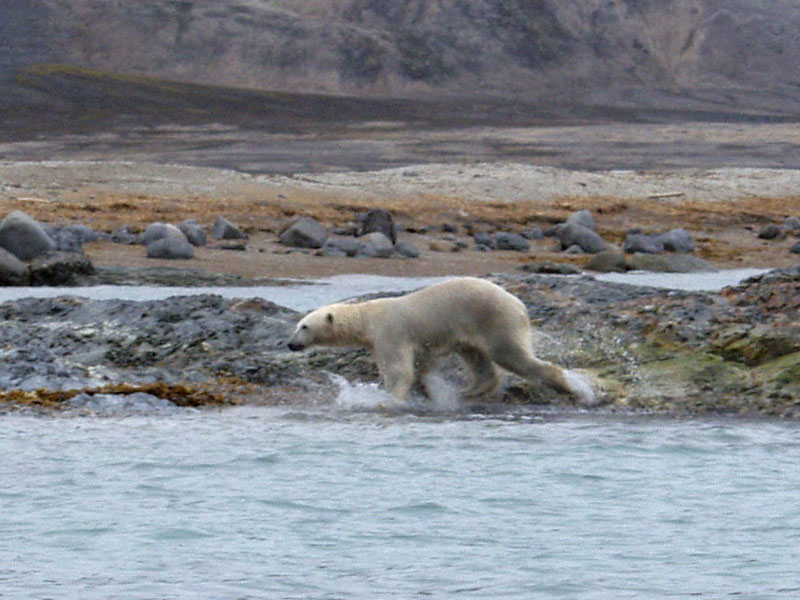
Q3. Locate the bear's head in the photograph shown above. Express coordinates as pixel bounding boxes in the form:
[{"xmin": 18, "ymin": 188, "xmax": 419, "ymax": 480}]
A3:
[{"xmin": 287, "ymin": 306, "xmax": 336, "ymax": 351}]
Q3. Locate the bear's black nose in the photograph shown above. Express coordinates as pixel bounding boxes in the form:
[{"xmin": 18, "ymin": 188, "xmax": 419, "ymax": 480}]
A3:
[{"xmin": 287, "ymin": 341, "xmax": 303, "ymax": 351}]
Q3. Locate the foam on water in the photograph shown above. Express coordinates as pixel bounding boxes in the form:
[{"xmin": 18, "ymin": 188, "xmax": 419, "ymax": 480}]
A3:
[{"xmin": 331, "ymin": 373, "xmax": 463, "ymax": 413}]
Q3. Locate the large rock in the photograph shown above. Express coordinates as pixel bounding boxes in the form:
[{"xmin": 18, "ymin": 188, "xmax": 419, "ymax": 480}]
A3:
[
  {"xmin": 566, "ymin": 210, "xmax": 596, "ymax": 231},
  {"xmin": 554, "ymin": 223, "xmax": 606, "ymax": 254},
  {"xmin": 212, "ymin": 216, "xmax": 248, "ymax": 240},
  {"xmin": 656, "ymin": 228, "xmax": 694, "ymax": 253},
  {"xmin": 177, "ymin": 219, "xmax": 207, "ymax": 247},
  {"xmin": 140, "ymin": 222, "xmax": 187, "ymax": 246},
  {"xmin": 0, "ymin": 246, "xmax": 27, "ymax": 285},
  {"xmin": 585, "ymin": 249, "xmax": 628, "ymax": 273},
  {"xmin": 623, "ymin": 233, "xmax": 665, "ymax": 254},
  {"xmin": 627, "ymin": 253, "xmax": 713, "ymax": 273},
  {"xmin": 146, "ymin": 237, "xmax": 195, "ymax": 260},
  {"xmin": 29, "ymin": 251, "xmax": 95, "ymax": 285},
  {"xmin": 357, "ymin": 232, "xmax": 394, "ymax": 258},
  {"xmin": 359, "ymin": 209, "xmax": 396, "ymax": 244},
  {"xmin": 279, "ymin": 217, "xmax": 328, "ymax": 249},
  {"xmin": 394, "ymin": 240, "xmax": 420, "ymax": 258},
  {"xmin": 624, "ymin": 228, "xmax": 695, "ymax": 254},
  {"xmin": 47, "ymin": 224, "xmax": 101, "ymax": 254},
  {"xmin": 0, "ymin": 210, "xmax": 56, "ymax": 260},
  {"xmin": 494, "ymin": 232, "xmax": 530, "ymax": 252}
]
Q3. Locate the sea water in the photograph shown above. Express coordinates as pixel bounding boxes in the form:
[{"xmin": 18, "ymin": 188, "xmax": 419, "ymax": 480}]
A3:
[{"xmin": 2, "ymin": 403, "xmax": 800, "ymax": 599}]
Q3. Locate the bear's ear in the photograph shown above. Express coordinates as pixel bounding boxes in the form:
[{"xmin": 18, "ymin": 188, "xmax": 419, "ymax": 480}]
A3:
[{"xmin": 326, "ymin": 313, "xmax": 334, "ymax": 325}]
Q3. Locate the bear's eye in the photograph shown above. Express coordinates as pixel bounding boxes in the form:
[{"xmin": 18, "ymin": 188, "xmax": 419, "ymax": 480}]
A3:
[{"xmin": 300, "ymin": 325, "xmax": 308, "ymax": 330}]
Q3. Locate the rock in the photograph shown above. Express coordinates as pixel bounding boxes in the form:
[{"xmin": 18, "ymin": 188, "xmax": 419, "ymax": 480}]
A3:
[
  {"xmin": 758, "ymin": 224, "xmax": 784, "ymax": 240},
  {"xmin": 146, "ymin": 237, "xmax": 195, "ymax": 260},
  {"xmin": 0, "ymin": 210, "xmax": 56, "ymax": 260},
  {"xmin": 790, "ymin": 241, "xmax": 800, "ymax": 254},
  {"xmin": 394, "ymin": 240, "xmax": 420, "ymax": 258},
  {"xmin": 784, "ymin": 216, "xmax": 800, "ymax": 231},
  {"xmin": 623, "ymin": 233, "xmax": 666, "ymax": 254},
  {"xmin": 440, "ymin": 222, "xmax": 459, "ymax": 233},
  {"xmin": 212, "ymin": 216, "xmax": 248, "ymax": 240},
  {"xmin": 627, "ymin": 253, "xmax": 713, "ymax": 273},
  {"xmin": 140, "ymin": 223, "xmax": 187, "ymax": 246},
  {"xmin": 279, "ymin": 217, "xmax": 327, "ymax": 248},
  {"xmin": 111, "ymin": 225, "xmax": 138, "ymax": 245},
  {"xmin": 324, "ymin": 237, "xmax": 365, "ymax": 257},
  {"xmin": 554, "ymin": 223, "xmax": 606, "ymax": 254},
  {"xmin": 47, "ymin": 224, "xmax": 101, "ymax": 254},
  {"xmin": 0, "ymin": 246, "xmax": 27, "ymax": 285},
  {"xmin": 473, "ymin": 231, "xmax": 496, "ymax": 249},
  {"xmin": 29, "ymin": 251, "xmax": 95, "ymax": 285},
  {"xmin": 519, "ymin": 261, "xmax": 581, "ymax": 275},
  {"xmin": 585, "ymin": 249, "xmax": 628, "ymax": 272},
  {"xmin": 565, "ymin": 244, "xmax": 584, "ymax": 254},
  {"xmin": 359, "ymin": 209, "xmax": 396, "ymax": 243},
  {"xmin": 317, "ymin": 245, "xmax": 348, "ymax": 258},
  {"xmin": 178, "ymin": 219, "xmax": 207, "ymax": 247},
  {"xmin": 358, "ymin": 232, "xmax": 394, "ymax": 257},
  {"xmin": 429, "ymin": 240, "xmax": 461, "ymax": 253},
  {"xmin": 566, "ymin": 209, "xmax": 596, "ymax": 231},
  {"xmin": 656, "ymin": 228, "xmax": 694, "ymax": 253},
  {"xmin": 522, "ymin": 226, "xmax": 544, "ymax": 240},
  {"xmin": 494, "ymin": 232, "xmax": 530, "ymax": 252}
]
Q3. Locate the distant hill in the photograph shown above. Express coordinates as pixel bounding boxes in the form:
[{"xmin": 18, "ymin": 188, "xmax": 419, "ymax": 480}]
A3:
[{"xmin": 4, "ymin": 0, "xmax": 800, "ymax": 117}]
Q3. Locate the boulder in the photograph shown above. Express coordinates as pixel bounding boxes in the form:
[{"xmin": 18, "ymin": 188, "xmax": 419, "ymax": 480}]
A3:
[
  {"xmin": 323, "ymin": 237, "xmax": 365, "ymax": 257},
  {"xmin": 47, "ymin": 224, "xmax": 101, "ymax": 254},
  {"xmin": 566, "ymin": 210, "xmax": 596, "ymax": 231},
  {"xmin": 554, "ymin": 223, "xmax": 606, "ymax": 254},
  {"xmin": 758, "ymin": 224, "xmax": 784, "ymax": 240},
  {"xmin": 494, "ymin": 232, "xmax": 530, "ymax": 252},
  {"xmin": 585, "ymin": 249, "xmax": 628, "ymax": 272},
  {"xmin": 279, "ymin": 217, "xmax": 327, "ymax": 248},
  {"xmin": 429, "ymin": 240, "xmax": 461, "ymax": 253},
  {"xmin": 784, "ymin": 216, "xmax": 800, "ymax": 231},
  {"xmin": 791, "ymin": 241, "xmax": 800, "ymax": 254},
  {"xmin": 359, "ymin": 209, "xmax": 396, "ymax": 244},
  {"xmin": 358, "ymin": 232, "xmax": 394, "ymax": 258},
  {"xmin": 0, "ymin": 210, "xmax": 56, "ymax": 260},
  {"xmin": 178, "ymin": 219, "xmax": 207, "ymax": 247},
  {"xmin": 212, "ymin": 216, "xmax": 248, "ymax": 240},
  {"xmin": 519, "ymin": 261, "xmax": 581, "ymax": 275},
  {"xmin": 0, "ymin": 246, "xmax": 27, "ymax": 285},
  {"xmin": 146, "ymin": 237, "xmax": 195, "ymax": 260},
  {"xmin": 111, "ymin": 225, "xmax": 138, "ymax": 245},
  {"xmin": 522, "ymin": 226, "xmax": 544, "ymax": 240},
  {"xmin": 656, "ymin": 228, "xmax": 694, "ymax": 253},
  {"xmin": 627, "ymin": 253, "xmax": 713, "ymax": 273},
  {"xmin": 473, "ymin": 231, "xmax": 496, "ymax": 249},
  {"xmin": 140, "ymin": 223, "xmax": 187, "ymax": 246},
  {"xmin": 29, "ymin": 251, "xmax": 95, "ymax": 285},
  {"xmin": 394, "ymin": 240, "xmax": 420, "ymax": 258},
  {"xmin": 623, "ymin": 233, "xmax": 665, "ymax": 254}
]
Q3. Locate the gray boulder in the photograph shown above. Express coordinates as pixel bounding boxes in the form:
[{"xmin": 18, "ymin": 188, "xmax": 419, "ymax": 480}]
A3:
[
  {"xmin": 212, "ymin": 216, "xmax": 248, "ymax": 240},
  {"xmin": 522, "ymin": 226, "xmax": 544, "ymax": 240},
  {"xmin": 29, "ymin": 251, "xmax": 95, "ymax": 286},
  {"xmin": 279, "ymin": 217, "xmax": 328, "ymax": 248},
  {"xmin": 784, "ymin": 216, "xmax": 800, "ymax": 231},
  {"xmin": 47, "ymin": 224, "xmax": 101, "ymax": 253},
  {"xmin": 494, "ymin": 232, "xmax": 530, "ymax": 252},
  {"xmin": 0, "ymin": 210, "xmax": 56, "ymax": 260},
  {"xmin": 140, "ymin": 223, "xmax": 187, "ymax": 246},
  {"xmin": 178, "ymin": 219, "xmax": 207, "ymax": 247},
  {"xmin": 791, "ymin": 241, "xmax": 800, "ymax": 254},
  {"xmin": 323, "ymin": 237, "xmax": 365, "ymax": 257},
  {"xmin": 623, "ymin": 233, "xmax": 666, "ymax": 254},
  {"xmin": 585, "ymin": 249, "xmax": 628, "ymax": 272},
  {"xmin": 554, "ymin": 223, "xmax": 606, "ymax": 254},
  {"xmin": 0, "ymin": 246, "xmax": 27, "ymax": 285},
  {"xmin": 146, "ymin": 237, "xmax": 195, "ymax": 260},
  {"xmin": 627, "ymin": 253, "xmax": 713, "ymax": 273},
  {"xmin": 111, "ymin": 225, "xmax": 138, "ymax": 245},
  {"xmin": 394, "ymin": 240, "xmax": 420, "ymax": 258},
  {"xmin": 656, "ymin": 228, "xmax": 694, "ymax": 253},
  {"xmin": 566, "ymin": 210, "xmax": 596, "ymax": 231},
  {"xmin": 758, "ymin": 224, "xmax": 784, "ymax": 240},
  {"xmin": 358, "ymin": 232, "xmax": 394, "ymax": 258},
  {"xmin": 359, "ymin": 209, "xmax": 396, "ymax": 244},
  {"xmin": 473, "ymin": 231, "xmax": 496, "ymax": 249}
]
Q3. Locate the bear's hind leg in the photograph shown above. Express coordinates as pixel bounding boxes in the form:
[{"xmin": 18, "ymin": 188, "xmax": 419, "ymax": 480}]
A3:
[
  {"xmin": 491, "ymin": 343, "xmax": 594, "ymax": 404},
  {"xmin": 458, "ymin": 347, "xmax": 500, "ymax": 399}
]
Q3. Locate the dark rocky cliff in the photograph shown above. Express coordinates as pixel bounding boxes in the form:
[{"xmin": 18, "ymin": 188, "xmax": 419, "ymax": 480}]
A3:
[{"xmin": 3, "ymin": 1, "xmax": 800, "ymax": 113}]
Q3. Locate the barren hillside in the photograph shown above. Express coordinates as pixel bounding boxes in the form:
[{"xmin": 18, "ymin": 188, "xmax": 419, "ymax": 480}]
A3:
[{"xmin": 3, "ymin": 0, "xmax": 800, "ymax": 113}]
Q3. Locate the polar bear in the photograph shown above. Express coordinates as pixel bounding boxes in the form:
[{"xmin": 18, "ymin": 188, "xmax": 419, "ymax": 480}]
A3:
[{"xmin": 287, "ymin": 277, "xmax": 595, "ymax": 405}]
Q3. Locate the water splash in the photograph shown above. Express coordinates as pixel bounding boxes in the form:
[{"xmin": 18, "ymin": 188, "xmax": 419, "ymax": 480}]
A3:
[{"xmin": 329, "ymin": 373, "xmax": 463, "ymax": 413}]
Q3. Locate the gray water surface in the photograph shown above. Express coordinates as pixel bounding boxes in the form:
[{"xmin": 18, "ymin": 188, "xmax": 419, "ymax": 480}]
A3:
[{"xmin": 2, "ymin": 407, "xmax": 799, "ymax": 599}]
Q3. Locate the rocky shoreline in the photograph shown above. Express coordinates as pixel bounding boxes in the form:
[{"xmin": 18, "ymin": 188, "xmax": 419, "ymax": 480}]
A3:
[{"xmin": 1, "ymin": 266, "xmax": 797, "ymax": 417}]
